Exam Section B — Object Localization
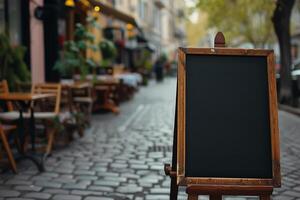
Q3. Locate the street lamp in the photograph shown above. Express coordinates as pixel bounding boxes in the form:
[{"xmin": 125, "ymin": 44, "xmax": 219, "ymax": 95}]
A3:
[
  {"xmin": 94, "ymin": 6, "xmax": 100, "ymax": 12},
  {"xmin": 65, "ymin": 0, "xmax": 75, "ymax": 7}
]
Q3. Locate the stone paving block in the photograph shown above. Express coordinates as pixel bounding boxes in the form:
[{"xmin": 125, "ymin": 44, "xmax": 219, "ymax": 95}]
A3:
[
  {"xmin": 110, "ymin": 163, "xmax": 128, "ymax": 169},
  {"xmin": 130, "ymin": 164, "xmax": 149, "ymax": 170},
  {"xmin": 6, "ymin": 180, "xmax": 33, "ymax": 185},
  {"xmin": 31, "ymin": 176, "xmax": 52, "ymax": 182},
  {"xmin": 70, "ymin": 190, "xmax": 103, "ymax": 196},
  {"xmin": 53, "ymin": 168, "xmax": 74, "ymax": 174},
  {"xmin": 43, "ymin": 189, "xmax": 69, "ymax": 194},
  {"xmin": 76, "ymin": 175, "xmax": 98, "ymax": 181},
  {"xmin": 24, "ymin": 192, "xmax": 51, "ymax": 199},
  {"xmin": 145, "ymin": 194, "xmax": 169, "ymax": 200},
  {"xmin": 40, "ymin": 172, "xmax": 59, "ymax": 178},
  {"xmin": 53, "ymin": 177, "xmax": 77, "ymax": 184},
  {"xmin": 281, "ymin": 190, "xmax": 300, "ymax": 197},
  {"xmin": 116, "ymin": 185, "xmax": 143, "ymax": 193},
  {"xmin": 73, "ymin": 170, "xmax": 96, "ymax": 176},
  {"xmin": 84, "ymin": 197, "xmax": 113, "ymax": 200},
  {"xmin": 103, "ymin": 176, "xmax": 127, "ymax": 182},
  {"xmin": 34, "ymin": 181, "xmax": 62, "ymax": 188},
  {"xmin": 14, "ymin": 185, "xmax": 42, "ymax": 192},
  {"xmin": 63, "ymin": 182, "xmax": 89, "ymax": 190},
  {"xmin": 12, "ymin": 175, "xmax": 32, "ymax": 181},
  {"xmin": 91, "ymin": 167, "xmax": 107, "ymax": 173},
  {"xmin": 0, "ymin": 190, "xmax": 20, "ymax": 197},
  {"xmin": 273, "ymin": 196, "xmax": 295, "ymax": 200},
  {"xmin": 150, "ymin": 188, "xmax": 170, "ymax": 194},
  {"xmin": 52, "ymin": 194, "xmax": 82, "ymax": 200},
  {"xmin": 93, "ymin": 180, "xmax": 119, "ymax": 187},
  {"xmin": 120, "ymin": 173, "xmax": 140, "ymax": 179},
  {"xmin": 87, "ymin": 186, "xmax": 114, "ymax": 192}
]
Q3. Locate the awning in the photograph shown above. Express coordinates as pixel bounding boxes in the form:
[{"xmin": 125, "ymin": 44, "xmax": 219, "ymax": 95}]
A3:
[{"xmin": 89, "ymin": 0, "xmax": 138, "ymax": 27}]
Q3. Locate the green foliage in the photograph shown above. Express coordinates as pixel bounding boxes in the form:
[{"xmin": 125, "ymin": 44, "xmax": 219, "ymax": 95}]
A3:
[
  {"xmin": 135, "ymin": 49, "xmax": 152, "ymax": 70},
  {"xmin": 197, "ymin": 0, "xmax": 276, "ymax": 47},
  {"xmin": 99, "ymin": 39, "xmax": 117, "ymax": 67},
  {"xmin": 54, "ymin": 15, "xmax": 100, "ymax": 78},
  {"xmin": 0, "ymin": 34, "xmax": 30, "ymax": 90}
]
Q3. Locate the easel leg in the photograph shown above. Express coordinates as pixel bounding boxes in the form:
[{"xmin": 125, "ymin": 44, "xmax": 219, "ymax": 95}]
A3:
[
  {"xmin": 170, "ymin": 177, "xmax": 178, "ymax": 200},
  {"xmin": 210, "ymin": 194, "xmax": 222, "ymax": 200},
  {"xmin": 170, "ymin": 85, "xmax": 178, "ymax": 200},
  {"xmin": 260, "ymin": 195, "xmax": 271, "ymax": 200},
  {"xmin": 187, "ymin": 194, "xmax": 198, "ymax": 200}
]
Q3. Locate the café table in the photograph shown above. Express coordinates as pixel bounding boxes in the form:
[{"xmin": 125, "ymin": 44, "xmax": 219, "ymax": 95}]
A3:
[{"xmin": 0, "ymin": 92, "xmax": 56, "ymax": 171}]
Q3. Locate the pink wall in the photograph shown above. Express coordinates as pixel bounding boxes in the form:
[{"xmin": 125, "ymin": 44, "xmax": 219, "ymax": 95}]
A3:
[{"xmin": 30, "ymin": 0, "xmax": 45, "ymax": 83}]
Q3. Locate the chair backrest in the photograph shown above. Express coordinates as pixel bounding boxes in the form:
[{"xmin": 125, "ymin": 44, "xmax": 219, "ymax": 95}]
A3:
[
  {"xmin": 15, "ymin": 81, "xmax": 32, "ymax": 93},
  {"xmin": 0, "ymin": 80, "xmax": 13, "ymax": 111},
  {"xmin": 31, "ymin": 83, "xmax": 61, "ymax": 114},
  {"xmin": 61, "ymin": 81, "xmax": 93, "ymax": 112}
]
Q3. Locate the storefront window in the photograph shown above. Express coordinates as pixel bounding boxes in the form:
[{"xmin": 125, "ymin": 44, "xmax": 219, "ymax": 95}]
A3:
[
  {"xmin": 0, "ymin": 0, "xmax": 5, "ymax": 34},
  {"xmin": 8, "ymin": 0, "xmax": 21, "ymax": 45}
]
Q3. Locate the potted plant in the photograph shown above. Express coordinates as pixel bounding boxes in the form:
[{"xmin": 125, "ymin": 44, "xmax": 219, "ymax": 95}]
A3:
[
  {"xmin": 99, "ymin": 39, "xmax": 117, "ymax": 68},
  {"xmin": 0, "ymin": 34, "xmax": 30, "ymax": 90},
  {"xmin": 54, "ymin": 16, "xmax": 99, "ymax": 80},
  {"xmin": 135, "ymin": 49, "xmax": 153, "ymax": 85}
]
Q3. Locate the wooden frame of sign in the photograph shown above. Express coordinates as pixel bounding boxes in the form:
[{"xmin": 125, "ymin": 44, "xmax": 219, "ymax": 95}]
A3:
[
  {"xmin": 177, "ymin": 47, "xmax": 281, "ymax": 186},
  {"xmin": 165, "ymin": 32, "xmax": 281, "ymax": 200}
]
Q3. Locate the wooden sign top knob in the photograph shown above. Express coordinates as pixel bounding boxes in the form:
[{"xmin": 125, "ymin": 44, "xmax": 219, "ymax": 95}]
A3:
[{"xmin": 214, "ymin": 32, "xmax": 226, "ymax": 48}]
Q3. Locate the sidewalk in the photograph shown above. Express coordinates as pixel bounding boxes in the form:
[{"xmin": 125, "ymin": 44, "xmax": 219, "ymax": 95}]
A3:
[{"xmin": 0, "ymin": 78, "xmax": 299, "ymax": 199}]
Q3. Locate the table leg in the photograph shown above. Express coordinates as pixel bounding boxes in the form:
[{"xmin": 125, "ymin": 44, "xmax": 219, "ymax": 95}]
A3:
[
  {"xmin": 30, "ymin": 107, "xmax": 35, "ymax": 152},
  {"xmin": 18, "ymin": 110, "xmax": 25, "ymax": 154},
  {"xmin": 7, "ymin": 100, "xmax": 44, "ymax": 172}
]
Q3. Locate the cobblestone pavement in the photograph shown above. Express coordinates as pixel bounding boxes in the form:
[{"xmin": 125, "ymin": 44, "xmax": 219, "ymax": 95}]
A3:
[{"xmin": 0, "ymin": 78, "xmax": 300, "ymax": 200}]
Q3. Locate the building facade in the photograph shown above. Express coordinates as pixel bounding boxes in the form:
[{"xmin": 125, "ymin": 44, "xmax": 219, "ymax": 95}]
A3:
[
  {"xmin": 108, "ymin": 0, "xmax": 186, "ymax": 59},
  {"xmin": 1, "ymin": 0, "xmax": 187, "ymax": 83}
]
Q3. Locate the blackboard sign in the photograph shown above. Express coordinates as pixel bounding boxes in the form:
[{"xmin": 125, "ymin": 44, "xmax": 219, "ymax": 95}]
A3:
[{"xmin": 176, "ymin": 48, "xmax": 281, "ymax": 187}]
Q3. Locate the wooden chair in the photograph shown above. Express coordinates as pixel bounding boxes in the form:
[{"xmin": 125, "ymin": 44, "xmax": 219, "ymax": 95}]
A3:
[
  {"xmin": 0, "ymin": 124, "xmax": 17, "ymax": 173},
  {"xmin": 29, "ymin": 83, "xmax": 61, "ymax": 155},
  {"xmin": 0, "ymin": 80, "xmax": 20, "ymax": 122},
  {"xmin": 59, "ymin": 83, "xmax": 83, "ymax": 143},
  {"xmin": 72, "ymin": 82, "xmax": 94, "ymax": 126},
  {"xmin": 0, "ymin": 80, "xmax": 22, "ymax": 173},
  {"xmin": 0, "ymin": 80, "xmax": 14, "ymax": 111},
  {"xmin": 61, "ymin": 81, "xmax": 94, "ymax": 138},
  {"xmin": 93, "ymin": 81, "xmax": 120, "ymax": 114}
]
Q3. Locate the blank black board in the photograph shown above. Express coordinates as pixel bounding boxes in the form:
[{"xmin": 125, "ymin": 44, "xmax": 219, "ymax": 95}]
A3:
[{"xmin": 185, "ymin": 54, "xmax": 273, "ymax": 178}]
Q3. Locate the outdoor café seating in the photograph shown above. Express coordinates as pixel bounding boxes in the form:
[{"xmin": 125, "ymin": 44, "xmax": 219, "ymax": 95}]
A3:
[
  {"xmin": 60, "ymin": 80, "xmax": 93, "ymax": 140},
  {"xmin": 71, "ymin": 82, "xmax": 94, "ymax": 126},
  {"xmin": 0, "ymin": 72, "xmax": 141, "ymax": 173},
  {"xmin": 72, "ymin": 65, "xmax": 141, "ymax": 113},
  {"xmin": 0, "ymin": 82, "xmax": 61, "ymax": 172},
  {"xmin": 93, "ymin": 80, "xmax": 120, "ymax": 114}
]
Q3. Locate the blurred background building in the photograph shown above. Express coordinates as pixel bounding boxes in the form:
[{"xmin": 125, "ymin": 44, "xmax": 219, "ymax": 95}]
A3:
[{"xmin": 0, "ymin": 0, "xmax": 187, "ymax": 83}]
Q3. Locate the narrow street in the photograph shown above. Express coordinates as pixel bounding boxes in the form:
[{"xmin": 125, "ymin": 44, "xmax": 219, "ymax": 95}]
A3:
[{"xmin": 0, "ymin": 78, "xmax": 300, "ymax": 200}]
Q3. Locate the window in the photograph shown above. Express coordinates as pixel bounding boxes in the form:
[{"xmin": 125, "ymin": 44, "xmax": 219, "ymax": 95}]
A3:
[
  {"xmin": 138, "ymin": 0, "xmax": 145, "ymax": 20},
  {"xmin": 8, "ymin": 0, "xmax": 21, "ymax": 45},
  {"xmin": 0, "ymin": 0, "xmax": 5, "ymax": 33},
  {"xmin": 153, "ymin": 7, "xmax": 160, "ymax": 31}
]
